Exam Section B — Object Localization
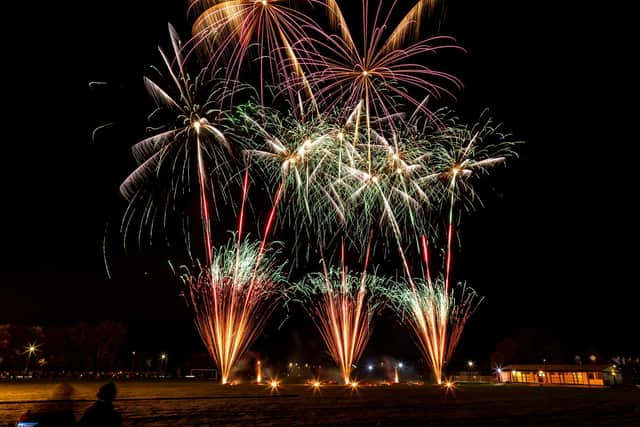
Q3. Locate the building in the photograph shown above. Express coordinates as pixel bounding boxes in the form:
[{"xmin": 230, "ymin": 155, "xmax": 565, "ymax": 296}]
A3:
[{"xmin": 500, "ymin": 364, "xmax": 620, "ymax": 386}]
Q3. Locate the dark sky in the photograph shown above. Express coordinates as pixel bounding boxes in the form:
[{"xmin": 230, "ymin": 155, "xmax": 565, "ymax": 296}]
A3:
[{"xmin": 1, "ymin": 1, "xmax": 637, "ymax": 366}]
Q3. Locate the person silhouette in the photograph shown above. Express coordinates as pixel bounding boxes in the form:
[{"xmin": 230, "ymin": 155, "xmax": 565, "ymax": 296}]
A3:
[
  {"xmin": 78, "ymin": 382, "xmax": 122, "ymax": 427},
  {"xmin": 17, "ymin": 382, "xmax": 77, "ymax": 427}
]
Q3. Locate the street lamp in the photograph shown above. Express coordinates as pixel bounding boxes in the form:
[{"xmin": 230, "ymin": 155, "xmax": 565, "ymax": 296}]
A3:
[
  {"xmin": 131, "ymin": 351, "xmax": 136, "ymax": 372},
  {"xmin": 160, "ymin": 353, "xmax": 168, "ymax": 374},
  {"xmin": 467, "ymin": 360, "xmax": 474, "ymax": 369},
  {"xmin": 23, "ymin": 343, "xmax": 40, "ymax": 375}
]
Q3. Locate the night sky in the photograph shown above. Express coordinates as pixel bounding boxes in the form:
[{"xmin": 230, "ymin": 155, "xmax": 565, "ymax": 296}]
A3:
[{"xmin": 1, "ymin": 1, "xmax": 637, "ymax": 367}]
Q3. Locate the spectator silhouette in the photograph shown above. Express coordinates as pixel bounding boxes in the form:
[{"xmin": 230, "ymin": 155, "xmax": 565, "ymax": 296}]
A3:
[
  {"xmin": 78, "ymin": 382, "xmax": 122, "ymax": 427},
  {"xmin": 17, "ymin": 382, "xmax": 77, "ymax": 426}
]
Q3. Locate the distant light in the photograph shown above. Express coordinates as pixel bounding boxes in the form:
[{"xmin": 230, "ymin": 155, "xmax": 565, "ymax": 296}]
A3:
[
  {"xmin": 270, "ymin": 380, "xmax": 279, "ymax": 389},
  {"xmin": 367, "ymin": 365, "xmax": 373, "ymax": 371},
  {"xmin": 496, "ymin": 368, "xmax": 502, "ymax": 374},
  {"xmin": 289, "ymin": 362, "xmax": 293, "ymax": 367},
  {"xmin": 313, "ymin": 381, "xmax": 321, "ymax": 388},
  {"xmin": 445, "ymin": 381, "xmax": 453, "ymax": 388},
  {"xmin": 398, "ymin": 362, "xmax": 404, "ymax": 369},
  {"xmin": 467, "ymin": 360, "xmax": 474, "ymax": 368},
  {"xmin": 350, "ymin": 382, "xmax": 358, "ymax": 389}
]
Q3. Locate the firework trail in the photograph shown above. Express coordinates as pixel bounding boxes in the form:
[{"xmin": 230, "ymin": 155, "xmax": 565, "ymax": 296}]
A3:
[
  {"xmin": 421, "ymin": 111, "xmax": 521, "ymax": 290},
  {"xmin": 188, "ymin": 0, "xmax": 322, "ymax": 107},
  {"xmin": 119, "ymin": 24, "xmax": 247, "ymax": 252},
  {"xmin": 294, "ymin": 241, "xmax": 388, "ymax": 384}
]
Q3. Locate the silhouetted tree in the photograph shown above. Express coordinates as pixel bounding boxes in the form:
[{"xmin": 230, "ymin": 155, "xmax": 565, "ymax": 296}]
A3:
[
  {"xmin": 69, "ymin": 322, "xmax": 96, "ymax": 370},
  {"xmin": 96, "ymin": 321, "xmax": 128, "ymax": 370}
]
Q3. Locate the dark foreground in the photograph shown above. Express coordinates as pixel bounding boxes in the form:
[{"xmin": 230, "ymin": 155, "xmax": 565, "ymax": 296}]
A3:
[{"xmin": 1, "ymin": 380, "xmax": 639, "ymax": 426}]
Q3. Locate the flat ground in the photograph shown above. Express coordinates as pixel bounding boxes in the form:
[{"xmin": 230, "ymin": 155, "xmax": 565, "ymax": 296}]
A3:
[{"xmin": 1, "ymin": 380, "xmax": 639, "ymax": 426}]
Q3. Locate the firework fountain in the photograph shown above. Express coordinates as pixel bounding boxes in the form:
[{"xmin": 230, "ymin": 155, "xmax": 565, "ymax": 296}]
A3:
[
  {"xmin": 390, "ymin": 237, "xmax": 483, "ymax": 384},
  {"xmin": 295, "ymin": 241, "xmax": 388, "ymax": 385},
  {"xmin": 175, "ymin": 235, "xmax": 285, "ymax": 384}
]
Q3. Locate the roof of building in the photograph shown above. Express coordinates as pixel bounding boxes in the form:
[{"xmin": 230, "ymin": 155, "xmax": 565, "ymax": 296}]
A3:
[{"xmin": 503, "ymin": 364, "xmax": 615, "ymax": 372}]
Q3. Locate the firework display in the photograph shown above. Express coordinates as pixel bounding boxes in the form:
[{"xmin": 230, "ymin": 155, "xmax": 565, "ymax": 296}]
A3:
[{"xmin": 108, "ymin": 1, "xmax": 521, "ymax": 384}]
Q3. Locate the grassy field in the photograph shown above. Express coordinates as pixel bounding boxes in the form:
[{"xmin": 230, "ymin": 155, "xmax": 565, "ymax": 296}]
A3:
[{"xmin": 1, "ymin": 380, "xmax": 638, "ymax": 426}]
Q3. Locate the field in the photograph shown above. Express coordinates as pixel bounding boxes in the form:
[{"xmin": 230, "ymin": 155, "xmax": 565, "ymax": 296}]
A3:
[{"xmin": 1, "ymin": 380, "xmax": 639, "ymax": 426}]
